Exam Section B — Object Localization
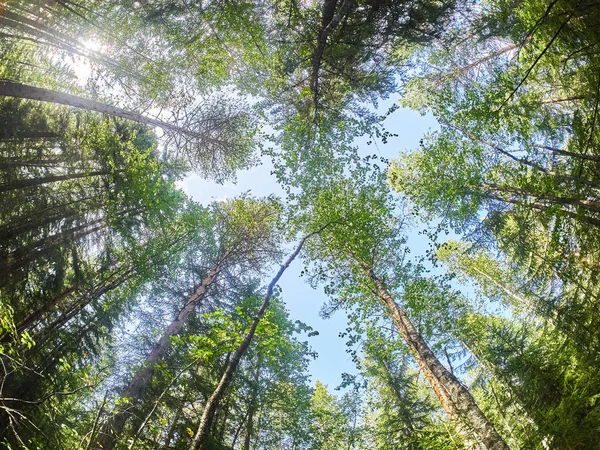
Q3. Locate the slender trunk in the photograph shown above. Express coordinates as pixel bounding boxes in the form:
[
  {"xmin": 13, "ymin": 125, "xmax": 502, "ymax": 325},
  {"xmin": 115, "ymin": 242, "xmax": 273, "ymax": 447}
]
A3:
[
  {"xmin": 311, "ymin": 0, "xmax": 356, "ymax": 119},
  {"xmin": 0, "ymin": 286, "xmax": 76, "ymax": 344},
  {"xmin": 0, "ymin": 131, "xmax": 59, "ymax": 141},
  {"xmin": 531, "ymin": 143, "xmax": 600, "ymax": 163},
  {"xmin": 127, "ymin": 358, "xmax": 201, "ymax": 450},
  {"xmin": 232, "ymin": 408, "xmax": 250, "ymax": 449},
  {"xmin": 243, "ymin": 358, "xmax": 261, "ymax": 450},
  {"xmin": 0, "ymin": 158, "xmax": 66, "ymax": 168},
  {"xmin": 31, "ymin": 268, "xmax": 134, "ymax": 350},
  {"xmin": 481, "ymin": 182, "xmax": 600, "ymax": 213},
  {"xmin": 378, "ymin": 358, "xmax": 416, "ymax": 435},
  {"xmin": 539, "ymin": 95, "xmax": 588, "ymax": 104},
  {"xmin": 446, "ymin": 122, "xmax": 600, "ymax": 190},
  {"xmin": 0, "ymin": 8, "xmax": 138, "ymax": 79},
  {"xmin": 0, "ymin": 219, "xmax": 108, "ymax": 279},
  {"xmin": 217, "ymin": 401, "xmax": 230, "ymax": 444},
  {"xmin": 0, "ymin": 169, "xmax": 109, "ymax": 193},
  {"xmin": 0, "ymin": 209, "xmax": 82, "ymax": 241},
  {"xmin": 242, "ymin": 402, "xmax": 256, "ymax": 450},
  {"xmin": 163, "ymin": 397, "xmax": 185, "ymax": 449},
  {"xmin": 0, "ymin": 195, "xmax": 101, "ymax": 241},
  {"xmin": 434, "ymin": 42, "xmax": 521, "ymax": 86},
  {"xmin": 189, "ymin": 228, "xmax": 326, "ymax": 450},
  {"xmin": 484, "ymin": 192, "xmax": 600, "ymax": 228},
  {"xmin": 469, "ymin": 266, "xmax": 555, "ymax": 321},
  {"xmin": 94, "ymin": 265, "xmax": 222, "ymax": 450},
  {"xmin": 0, "ymin": 81, "xmax": 204, "ymax": 140},
  {"xmin": 15, "ymin": 286, "xmax": 75, "ymax": 332},
  {"xmin": 360, "ymin": 263, "xmax": 509, "ymax": 450}
]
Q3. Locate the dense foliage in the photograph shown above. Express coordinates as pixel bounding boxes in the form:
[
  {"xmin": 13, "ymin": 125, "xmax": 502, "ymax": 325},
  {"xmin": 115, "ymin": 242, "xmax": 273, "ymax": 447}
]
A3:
[{"xmin": 1, "ymin": 0, "xmax": 599, "ymax": 449}]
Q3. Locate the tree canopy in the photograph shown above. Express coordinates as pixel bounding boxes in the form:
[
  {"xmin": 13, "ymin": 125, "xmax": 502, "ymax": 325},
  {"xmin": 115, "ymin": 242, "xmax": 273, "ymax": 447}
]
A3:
[{"xmin": 1, "ymin": 0, "xmax": 599, "ymax": 449}]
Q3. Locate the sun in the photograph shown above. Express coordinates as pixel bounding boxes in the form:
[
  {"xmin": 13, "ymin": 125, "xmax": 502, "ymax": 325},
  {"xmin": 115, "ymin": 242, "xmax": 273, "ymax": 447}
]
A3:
[{"xmin": 70, "ymin": 38, "xmax": 103, "ymax": 84}]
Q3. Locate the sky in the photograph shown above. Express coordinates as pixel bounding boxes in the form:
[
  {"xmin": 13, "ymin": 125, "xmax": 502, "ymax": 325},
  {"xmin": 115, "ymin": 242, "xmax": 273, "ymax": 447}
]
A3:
[{"xmin": 179, "ymin": 98, "xmax": 439, "ymax": 389}]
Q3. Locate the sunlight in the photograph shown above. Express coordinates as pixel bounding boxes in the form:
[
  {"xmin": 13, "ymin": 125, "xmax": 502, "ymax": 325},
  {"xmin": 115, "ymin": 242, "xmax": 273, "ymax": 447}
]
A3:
[{"xmin": 71, "ymin": 39, "xmax": 102, "ymax": 84}]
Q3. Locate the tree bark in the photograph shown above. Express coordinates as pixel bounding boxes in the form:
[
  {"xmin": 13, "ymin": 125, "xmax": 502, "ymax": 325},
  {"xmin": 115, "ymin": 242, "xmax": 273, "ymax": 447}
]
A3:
[
  {"xmin": 0, "ymin": 219, "xmax": 108, "ymax": 283},
  {"xmin": 93, "ymin": 265, "xmax": 222, "ymax": 450},
  {"xmin": 0, "ymin": 169, "xmax": 109, "ymax": 193},
  {"xmin": 0, "ymin": 80, "xmax": 200, "ymax": 139},
  {"xmin": 188, "ymin": 227, "xmax": 328, "ymax": 450},
  {"xmin": 531, "ymin": 143, "xmax": 600, "ymax": 163},
  {"xmin": 243, "ymin": 358, "xmax": 261, "ymax": 450},
  {"xmin": 434, "ymin": 42, "xmax": 521, "ymax": 86},
  {"xmin": 30, "ymin": 268, "xmax": 134, "ymax": 350},
  {"xmin": 359, "ymin": 263, "xmax": 509, "ymax": 450},
  {"xmin": 310, "ymin": 0, "xmax": 356, "ymax": 119},
  {"xmin": 14, "ymin": 286, "xmax": 75, "ymax": 332},
  {"xmin": 481, "ymin": 182, "xmax": 600, "ymax": 213},
  {"xmin": 0, "ymin": 131, "xmax": 59, "ymax": 141},
  {"xmin": 484, "ymin": 192, "xmax": 600, "ymax": 229}
]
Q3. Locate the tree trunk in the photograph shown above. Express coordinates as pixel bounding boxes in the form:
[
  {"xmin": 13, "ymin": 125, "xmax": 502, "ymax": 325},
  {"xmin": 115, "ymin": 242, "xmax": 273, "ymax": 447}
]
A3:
[
  {"xmin": 0, "ymin": 80, "xmax": 199, "ymax": 139},
  {"xmin": 434, "ymin": 42, "xmax": 522, "ymax": 86},
  {"xmin": 30, "ymin": 268, "xmax": 134, "ymax": 350},
  {"xmin": 94, "ymin": 265, "xmax": 222, "ymax": 450},
  {"xmin": 531, "ymin": 143, "xmax": 600, "ymax": 163},
  {"xmin": 359, "ymin": 263, "xmax": 509, "ymax": 450},
  {"xmin": 0, "ymin": 219, "xmax": 108, "ymax": 283},
  {"xmin": 1, "ymin": 209, "xmax": 81, "ymax": 242},
  {"xmin": 419, "ymin": 357, "xmax": 482, "ymax": 449},
  {"xmin": 243, "ymin": 358, "xmax": 261, "ymax": 450},
  {"xmin": 0, "ymin": 131, "xmax": 58, "ymax": 141},
  {"xmin": 481, "ymin": 182, "xmax": 600, "ymax": 213},
  {"xmin": 311, "ymin": 0, "xmax": 356, "ymax": 119},
  {"xmin": 0, "ymin": 169, "xmax": 109, "ymax": 193},
  {"xmin": 446, "ymin": 123, "xmax": 600, "ymax": 191},
  {"xmin": 15, "ymin": 286, "xmax": 75, "ymax": 332},
  {"xmin": 188, "ymin": 227, "xmax": 327, "ymax": 450},
  {"xmin": 163, "ymin": 396, "xmax": 185, "ymax": 449},
  {"xmin": 484, "ymin": 192, "xmax": 600, "ymax": 229}
]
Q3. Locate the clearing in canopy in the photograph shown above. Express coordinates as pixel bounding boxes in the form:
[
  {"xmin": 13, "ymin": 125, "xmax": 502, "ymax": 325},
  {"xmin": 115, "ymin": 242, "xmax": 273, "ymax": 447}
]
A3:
[{"xmin": 1, "ymin": 0, "xmax": 599, "ymax": 449}]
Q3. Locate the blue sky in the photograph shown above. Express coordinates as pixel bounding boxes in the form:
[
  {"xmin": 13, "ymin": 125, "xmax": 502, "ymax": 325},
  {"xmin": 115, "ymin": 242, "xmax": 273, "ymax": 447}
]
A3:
[{"xmin": 180, "ymin": 98, "xmax": 438, "ymax": 388}]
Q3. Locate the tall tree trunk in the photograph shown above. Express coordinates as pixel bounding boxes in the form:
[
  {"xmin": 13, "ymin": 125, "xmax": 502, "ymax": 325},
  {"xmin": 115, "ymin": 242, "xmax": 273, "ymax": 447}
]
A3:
[
  {"xmin": 1, "ymin": 209, "xmax": 82, "ymax": 242},
  {"xmin": 94, "ymin": 264, "xmax": 222, "ymax": 450},
  {"xmin": 243, "ymin": 357, "xmax": 261, "ymax": 450},
  {"xmin": 434, "ymin": 42, "xmax": 522, "ymax": 86},
  {"xmin": 310, "ymin": 0, "xmax": 356, "ymax": 120},
  {"xmin": 419, "ymin": 357, "xmax": 482, "ymax": 449},
  {"xmin": 0, "ymin": 285, "xmax": 76, "ymax": 344},
  {"xmin": 379, "ymin": 354, "xmax": 480, "ymax": 448},
  {"xmin": 446, "ymin": 122, "xmax": 600, "ymax": 191},
  {"xmin": 0, "ymin": 218, "xmax": 106, "ymax": 270},
  {"xmin": 531, "ymin": 143, "xmax": 600, "ymax": 163},
  {"xmin": 0, "ymin": 131, "xmax": 58, "ymax": 141},
  {"xmin": 481, "ymin": 182, "xmax": 600, "ymax": 213},
  {"xmin": 217, "ymin": 401, "xmax": 230, "ymax": 444},
  {"xmin": 359, "ymin": 262, "xmax": 510, "ymax": 450},
  {"xmin": 0, "ymin": 80, "xmax": 206, "ymax": 140},
  {"xmin": 0, "ymin": 169, "xmax": 110, "ymax": 193},
  {"xmin": 30, "ymin": 267, "xmax": 135, "ymax": 350},
  {"xmin": 14, "ymin": 286, "xmax": 75, "ymax": 332},
  {"xmin": 163, "ymin": 397, "xmax": 185, "ymax": 449},
  {"xmin": 188, "ymin": 227, "xmax": 328, "ymax": 450},
  {"xmin": 484, "ymin": 192, "xmax": 600, "ymax": 229}
]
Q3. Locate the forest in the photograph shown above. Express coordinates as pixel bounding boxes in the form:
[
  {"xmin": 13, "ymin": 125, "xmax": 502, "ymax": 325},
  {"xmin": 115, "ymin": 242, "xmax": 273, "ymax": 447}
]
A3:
[{"xmin": 0, "ymin": 0, "xmax": 599, "ymax": 448}]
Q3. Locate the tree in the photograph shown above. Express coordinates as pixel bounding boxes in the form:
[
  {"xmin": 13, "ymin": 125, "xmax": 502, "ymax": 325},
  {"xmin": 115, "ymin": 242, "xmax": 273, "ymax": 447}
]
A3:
[
  {"xmin": 299, "ymin": 168, "xmax": 509, "ymax": 450},
  {"xmin": 94, "ymin": 196, "xmax": 283, "ymax": 449},
  {"xmin": 0, "ymin": 80, "xmax": 257, "ymax": 181},
  {"xmin": 360, "ymin": 328, "xmax": 464, "ymax": 450},
  {"xmin": 189, "ymin": 225, "xmax": 328, "ymax": 450}
]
